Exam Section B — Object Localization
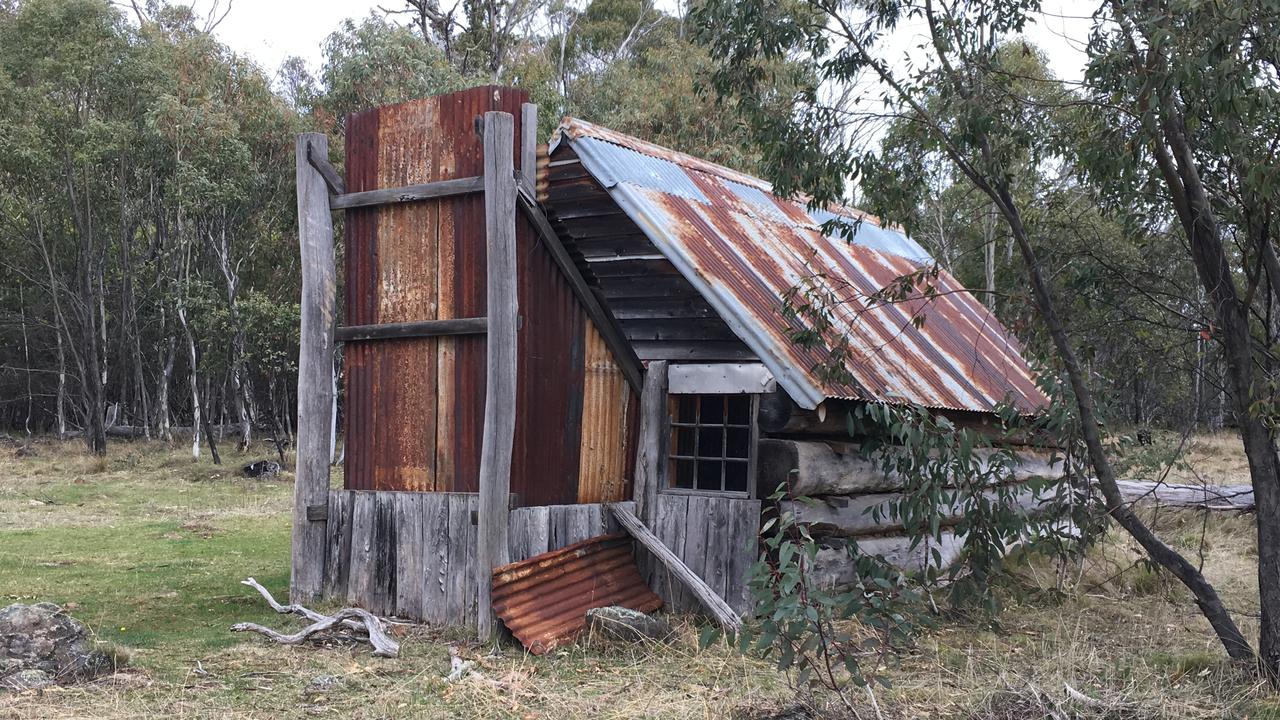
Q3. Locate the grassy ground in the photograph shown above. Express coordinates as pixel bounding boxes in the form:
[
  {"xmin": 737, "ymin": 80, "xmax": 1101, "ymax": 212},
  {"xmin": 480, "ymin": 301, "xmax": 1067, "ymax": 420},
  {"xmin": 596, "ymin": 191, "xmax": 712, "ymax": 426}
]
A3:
[{"xmin": 0, "ymin": 433, "xmax": 1277, "ymax": 718}]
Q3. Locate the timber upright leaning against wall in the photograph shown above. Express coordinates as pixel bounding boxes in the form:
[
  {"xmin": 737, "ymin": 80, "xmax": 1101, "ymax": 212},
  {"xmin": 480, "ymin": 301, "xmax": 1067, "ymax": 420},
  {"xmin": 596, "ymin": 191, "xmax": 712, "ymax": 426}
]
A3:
[{"xmin": 292, "ymin": 133, "xmax": 337, "ymax": 604}]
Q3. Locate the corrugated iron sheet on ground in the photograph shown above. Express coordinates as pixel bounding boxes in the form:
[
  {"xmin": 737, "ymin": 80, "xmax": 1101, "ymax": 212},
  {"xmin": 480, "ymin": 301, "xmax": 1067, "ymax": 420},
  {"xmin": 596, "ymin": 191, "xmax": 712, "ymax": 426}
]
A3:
[
  {"xmin": 552, "ymin": 118, "xmax": 1047, "ymax": 415},
  {"xmin": 491, "ymin": 534, "xmax": 662, "ymax": 655}
]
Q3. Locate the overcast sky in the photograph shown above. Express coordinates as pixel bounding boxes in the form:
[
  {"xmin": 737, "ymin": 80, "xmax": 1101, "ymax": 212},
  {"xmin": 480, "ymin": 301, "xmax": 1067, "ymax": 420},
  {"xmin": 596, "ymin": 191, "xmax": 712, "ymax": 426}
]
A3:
[{"xmin": 207, "ymin": 1, "xmax": 1095, "ymax": 86}]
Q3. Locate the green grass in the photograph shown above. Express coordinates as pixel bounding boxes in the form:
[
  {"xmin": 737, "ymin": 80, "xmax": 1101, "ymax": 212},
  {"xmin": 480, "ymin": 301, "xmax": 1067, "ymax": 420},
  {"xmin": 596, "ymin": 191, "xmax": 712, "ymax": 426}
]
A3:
[{"xmin": 0, "ymin": 435, "xmax": 1276, "ymax": 718}]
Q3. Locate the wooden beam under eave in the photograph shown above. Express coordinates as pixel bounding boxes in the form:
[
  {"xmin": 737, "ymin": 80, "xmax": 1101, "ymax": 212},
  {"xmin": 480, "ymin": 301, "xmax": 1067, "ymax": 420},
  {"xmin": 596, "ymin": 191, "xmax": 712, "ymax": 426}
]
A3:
[{"xmin": 335, "ymin": 317, "xmax": 488, "ymax": 343}]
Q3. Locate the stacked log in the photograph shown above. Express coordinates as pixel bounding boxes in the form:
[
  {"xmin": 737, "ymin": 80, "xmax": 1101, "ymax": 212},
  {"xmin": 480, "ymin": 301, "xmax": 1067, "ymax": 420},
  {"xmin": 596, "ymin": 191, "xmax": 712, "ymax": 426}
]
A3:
[{"xmin": 756, "ymin": 438, "xmax": 1067, "ymax": 587}]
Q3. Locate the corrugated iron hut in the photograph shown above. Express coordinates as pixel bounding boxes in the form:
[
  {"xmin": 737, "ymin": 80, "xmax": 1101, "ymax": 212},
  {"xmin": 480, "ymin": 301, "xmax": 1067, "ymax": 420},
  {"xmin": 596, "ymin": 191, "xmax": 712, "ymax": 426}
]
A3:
[{"xmin": 289, "ymin": 86, "xmax": 1050, "ymax": 647}]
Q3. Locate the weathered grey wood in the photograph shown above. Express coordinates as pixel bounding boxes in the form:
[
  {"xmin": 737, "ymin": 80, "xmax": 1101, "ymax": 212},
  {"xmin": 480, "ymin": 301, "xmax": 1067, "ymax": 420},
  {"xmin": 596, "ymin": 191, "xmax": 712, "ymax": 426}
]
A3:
[
  {"xmin": 330, "ymin": 175, "xmax": 484, "ymax": 210},
  {"xmin": 609, "ymin": 504, "xmax": 742, "ymax": 631},
  {"xmin": 292, "ymin": 133, "xmax": 337, "ymax": 603},
  {"xmin": 463, "ymin": 494, "xmax": 480, "ymax": 626},
  {"xmin": 778, "ymin": 484, "xmax": 1043, "ymax": 538},
  {"xmin": 705, "ymin": 497, "xmax": 730, "ymax": 603},
  {"xmin": 335, "ymin": 317, "xmax": 487, "ymax": 343},
  {"xmin": 604, "ymin": 501, "xmax": 633, "ymax": 533},
  {"xmin": 394, "ymin": 493, "xmax": 424, "ymax": 619},
  {"xmin": 810, "ymin": 533, "xmax": 965, "ymax": 589},
  {"xmin": 634, "ymin": 360, "xmax": 669, "ymax": 527},
  {"xmin": 520, "ymin": 103, "xmax": 538, "ymax": 191},
  {"xmin": 1115, "ymin": 480, "xmax": 1255, "ymax": 510},
  {"xmin": 477, "ymin": 111, "xmax": 519, "ymax": 642},
  {"xmin": 652, "ymin": 494, "xmax": 688, "ymax": 608},
  {"xmin": 370, "ymin": 493, "xmax": 398, "ymax": 616},
  {"xmin": 508, "ymin": 505, "xmax": 551, "ymax": 561},
  {"xmin": 516, "ymin": 184, "xmax": 644, "ymax": 391},
  {"xmin": 323, "ymin": 491, "xmax": 353, "ymax": 600},
  {"xmin": 757, "ymin": 439, "xmax": 1066, "ymax": 499},
  {"xmin": 446, "ymin": 493, "xmax": 472, "ymax": 625},
  {"xmin": 421, "ymin": 493, "xmax": 450, "ymax": 625},
  {"xmin": 306, "ymin": 140, "xmax": 346, "ymax": 195},
  {"xmin": 346, "ymin": 492, "xmax": 376, "ymax": 607},
  {"xmin": 725, "ymin": 499, "xmax": 761, "ymax": 615}
]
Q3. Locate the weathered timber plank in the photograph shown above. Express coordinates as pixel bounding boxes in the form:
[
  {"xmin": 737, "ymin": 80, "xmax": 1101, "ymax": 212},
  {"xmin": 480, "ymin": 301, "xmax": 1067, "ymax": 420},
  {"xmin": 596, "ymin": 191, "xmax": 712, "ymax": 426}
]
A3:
[
  {"xmin": 726, "ymin": 499, "xmax": 761, "ymax": 615},
  {"xmin": 520, "ymin": 103, "xmax": 538, "ymax": 191},
  {"xmin": 778, "ymin": 484, "xmax": 1043, "ymax": 538},
  {"xmin": 652, "ymin": 494, "xmax": 687, "ymax": 609},
  {"xmin": 421, "ymin": 493, "xmax": 450, "ymax": 625},
  {"xmin": 371, "ymin": 493, "xmax": 398, "ymax": 616},
  {"xmin": 634, "ymin": 361, "xmax": 668, "ymax": 527},
  {"xmin": 292, "ymin": 133, "xmax": 336, "ymax": 603},
  {"xmin": 322, "ymin": 490, "xmax": 353, "ymax": 600},
  {"xmin": 446, "ymin": 493, "xmax": 472, "ymax": 625},
  {"xmin": 335, "ymin": 317, "xmax": 487, "ymax": 343},
  {"xmin": 330, "ymin": 176, "xmax": 484, "ymax": 210},
  {"xmin": 306, "ymin": 140, "xmax": 346, "ymax": 195},
  {"xmin": 394, "ymin": 493, "xmax": 425, "ymax": 619},
  {"xmin": 477, "ymin": 111, "xmax": 519, "ymax": 642},
  {"xmin": 346, "ymin": 492, "xmax": 375, "ymax": 607},
  {"xmin": 609, "ymin": 504, "xmax": 741, "ymax": 631}
]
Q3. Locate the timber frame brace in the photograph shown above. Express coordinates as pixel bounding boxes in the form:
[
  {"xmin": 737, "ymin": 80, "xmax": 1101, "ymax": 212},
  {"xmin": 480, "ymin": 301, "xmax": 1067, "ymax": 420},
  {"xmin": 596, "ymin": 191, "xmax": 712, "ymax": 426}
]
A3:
[{"xmin": 292, "ymin": 102, "xmax": 639, "ymax": 642}]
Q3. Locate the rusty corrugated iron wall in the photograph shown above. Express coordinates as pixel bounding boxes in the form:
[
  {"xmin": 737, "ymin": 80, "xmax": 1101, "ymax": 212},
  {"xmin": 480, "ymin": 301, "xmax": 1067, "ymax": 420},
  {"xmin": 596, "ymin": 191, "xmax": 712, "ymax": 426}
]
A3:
[{"xmin": 342, "ymin": 87, "xmax": 635, "ymax": 505}]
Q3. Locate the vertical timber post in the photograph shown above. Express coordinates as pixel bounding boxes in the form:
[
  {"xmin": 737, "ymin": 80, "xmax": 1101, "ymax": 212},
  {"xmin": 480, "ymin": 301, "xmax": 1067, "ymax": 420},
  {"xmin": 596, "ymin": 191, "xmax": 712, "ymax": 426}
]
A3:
[
  {"xmin": 520, "ymin": 103, "xmax": 538, "ymax": 191},
  {"xmin": 635, "ymin": 360, "xmax": 669, "ymax": 527},
  {"xmin": 292, "ymin": 133, "xmax": 336, "ymax": 603},
  {"xmin": 477, "ymin": 111, "xmax": 518, "ymax": 641}
]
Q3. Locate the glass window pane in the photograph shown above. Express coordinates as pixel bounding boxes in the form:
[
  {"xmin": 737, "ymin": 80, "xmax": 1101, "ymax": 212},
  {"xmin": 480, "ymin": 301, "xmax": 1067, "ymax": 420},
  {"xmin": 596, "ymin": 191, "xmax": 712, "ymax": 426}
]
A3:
[
  {"xmin": 726, "ymin": 428, "xmax": 751, "ymax": 459},
  {"xmin": 696, "ymin": 459, "xmax": 722, "ymax": 491},
  {"xmin": 698, "ymin": 427, "xmax": 723, "ymax": 458},
  {"xmin": 673, "ymin": 426, "xmax": 697, "ymax": 456},
  {"xmin": 670, "ymin": 458, "xmax": 696, "ymax": 489},
  {"xmin": 725, "ymin": 461, "xmax": 748, "ymax": 493},
  {"xmin": 676, "ymin": 395, "xmax": 698, "ymax": 424},
  {"xmin": 700, "ymin": 394, "xmax": 726, "ymax": 424},
  {"xmin": 727, "ymin": 395, "xmax": 751, "ymax": 424}
]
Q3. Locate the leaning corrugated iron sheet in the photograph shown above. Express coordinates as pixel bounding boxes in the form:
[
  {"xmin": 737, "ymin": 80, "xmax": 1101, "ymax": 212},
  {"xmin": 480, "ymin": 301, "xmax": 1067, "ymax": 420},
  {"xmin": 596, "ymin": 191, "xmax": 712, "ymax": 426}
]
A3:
[
  {"xmin": 491, "ymin": 534, "xmax": 662, "ymax": 655},
  {"xmin": 555, "ymin": 118, "xmax": 1047, "ymax": 414}
]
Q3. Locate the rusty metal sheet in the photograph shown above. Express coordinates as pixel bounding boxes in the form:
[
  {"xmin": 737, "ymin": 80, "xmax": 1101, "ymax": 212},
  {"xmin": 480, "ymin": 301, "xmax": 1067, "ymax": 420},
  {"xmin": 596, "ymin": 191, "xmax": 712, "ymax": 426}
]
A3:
[
  {"xmin": 342, "ymin": 89, "xmax": 636, "ymax": 503},
  {"xmin": 576, "ymin": 323, "xmax": 634, "ymax": 503},
  {"xmin": 551, "ymin": 118, "xmax": 1047, "ymax": 415},
  {"xmin": 491, "ymin": 534, "xmax": 662, "ymax": 655}
]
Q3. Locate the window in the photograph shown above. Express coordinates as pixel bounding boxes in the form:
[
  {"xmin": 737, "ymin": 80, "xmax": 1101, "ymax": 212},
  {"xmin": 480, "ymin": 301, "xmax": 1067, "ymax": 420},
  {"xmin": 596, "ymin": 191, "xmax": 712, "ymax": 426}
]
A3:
[{"xmin": 668, "ymin": 394, "xmax": 757, "ymax": 495}]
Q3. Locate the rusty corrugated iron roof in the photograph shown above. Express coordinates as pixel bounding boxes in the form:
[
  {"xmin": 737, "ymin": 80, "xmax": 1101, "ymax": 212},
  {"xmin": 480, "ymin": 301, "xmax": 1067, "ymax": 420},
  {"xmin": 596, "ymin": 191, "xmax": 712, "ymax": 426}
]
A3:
[
  {"xmin": 552, "ymin": 118, "xmax": 1047, "ymax": 415},
  {"xmin": 491, "ymin": 534, "xmax": 662, "ymax": 655}
]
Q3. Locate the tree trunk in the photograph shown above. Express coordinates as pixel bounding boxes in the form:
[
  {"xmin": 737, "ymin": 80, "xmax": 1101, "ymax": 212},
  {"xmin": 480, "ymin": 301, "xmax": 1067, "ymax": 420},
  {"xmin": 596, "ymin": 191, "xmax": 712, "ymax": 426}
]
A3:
[{"xmin": 179, "ymin": 306, "xmax": 201, "ymax": 461}]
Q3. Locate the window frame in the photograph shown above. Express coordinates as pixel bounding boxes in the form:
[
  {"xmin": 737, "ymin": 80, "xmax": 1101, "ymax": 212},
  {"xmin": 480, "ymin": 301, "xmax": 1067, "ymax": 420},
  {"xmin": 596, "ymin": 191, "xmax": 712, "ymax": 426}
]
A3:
[{"xmin": 663, "ymin": 392, "xmax": 760, "ymax": 499}]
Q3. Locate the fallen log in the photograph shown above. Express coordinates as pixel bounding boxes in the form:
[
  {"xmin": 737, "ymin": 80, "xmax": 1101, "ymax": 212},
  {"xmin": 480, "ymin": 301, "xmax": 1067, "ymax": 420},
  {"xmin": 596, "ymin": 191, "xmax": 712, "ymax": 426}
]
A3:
[{"xmin": 1115, "ymin": 480, "xmax": 1254, "ymax": 511}]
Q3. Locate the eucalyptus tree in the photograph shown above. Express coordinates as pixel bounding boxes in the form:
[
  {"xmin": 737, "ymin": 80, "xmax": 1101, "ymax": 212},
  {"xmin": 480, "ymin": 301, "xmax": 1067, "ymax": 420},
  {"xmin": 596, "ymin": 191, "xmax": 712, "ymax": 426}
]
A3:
[
  {"xmin": 1077, "ymin": 0, "xmax": 1280, "ymax": 677},
  {"xmin": 694, "ymin": 0, "xmax": 1261, "ymax": 665}
]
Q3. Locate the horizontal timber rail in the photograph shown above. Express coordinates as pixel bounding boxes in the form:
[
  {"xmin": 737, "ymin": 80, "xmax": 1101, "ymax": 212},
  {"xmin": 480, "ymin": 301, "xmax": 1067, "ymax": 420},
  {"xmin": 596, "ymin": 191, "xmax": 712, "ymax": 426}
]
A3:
[
  {"xmin": 335, "ymin": 317, "xmax": 488, "ymax": 343},
  {"xmin": 330, "ymin": 176, "xmax": 485, "ymax": 210}
]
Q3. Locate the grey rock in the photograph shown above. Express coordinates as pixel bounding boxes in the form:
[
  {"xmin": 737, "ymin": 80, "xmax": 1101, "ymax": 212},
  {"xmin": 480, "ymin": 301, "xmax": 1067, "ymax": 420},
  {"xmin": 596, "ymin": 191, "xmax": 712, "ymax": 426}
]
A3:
[
  {"xmin": 242, "ymin": 460, "xmax": 281, "ymax": 478},
  {"xmin": 0, "ymin": 603, "xmax": 116, "ymax": 691},
  {"xmin": 305, "ymin": 674, "xmax": 342, "ymax": 695},
  {"xmin": 585, "ymin": 606, "xmax": 674, "ymax": 644}
]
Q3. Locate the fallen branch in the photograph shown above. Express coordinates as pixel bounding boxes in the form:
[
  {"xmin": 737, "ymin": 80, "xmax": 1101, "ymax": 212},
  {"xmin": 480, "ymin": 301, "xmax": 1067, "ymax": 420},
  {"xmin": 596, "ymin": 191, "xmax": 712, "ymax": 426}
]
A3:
[
  {"xmin": 232, "ymin": 578, "xmax": 400, "ymax": 657},
  {"xmin": 232, "ymin": 608, "xmax": 400, "ymax": 658}
]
